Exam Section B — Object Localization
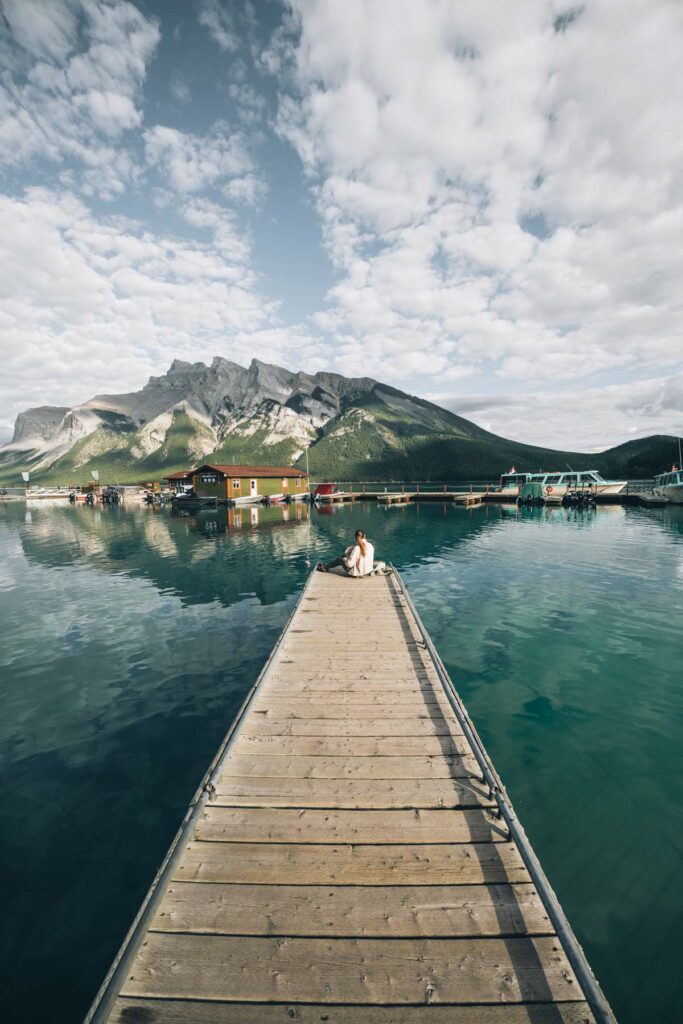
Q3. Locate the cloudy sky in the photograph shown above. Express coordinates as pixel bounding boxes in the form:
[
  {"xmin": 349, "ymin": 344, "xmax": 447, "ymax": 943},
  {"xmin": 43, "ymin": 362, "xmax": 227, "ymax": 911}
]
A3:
[{"xmin": 1, "ymin": 0, "xmax": 681, "ymax": 450}]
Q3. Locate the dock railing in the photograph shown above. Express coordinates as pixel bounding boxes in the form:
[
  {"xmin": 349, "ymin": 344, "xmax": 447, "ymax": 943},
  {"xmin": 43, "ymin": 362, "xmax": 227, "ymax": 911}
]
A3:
[
  {"xmin": 311, "ymin": 479, "xmax": 499, "ymax": 494},
  {"xmin": 390, "ymin": 564, "xmax": 617, "ymax": 1024},
  {"xmin": 623, "ymin": 479, "xmax": 654, "ymax": 494}
]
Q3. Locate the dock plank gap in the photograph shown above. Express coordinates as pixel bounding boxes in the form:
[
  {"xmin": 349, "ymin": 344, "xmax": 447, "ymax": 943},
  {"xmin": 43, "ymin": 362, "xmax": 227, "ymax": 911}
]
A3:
[{"xmin": 86, "ymin": 568, "xmax": 616, "ymax": 1024}]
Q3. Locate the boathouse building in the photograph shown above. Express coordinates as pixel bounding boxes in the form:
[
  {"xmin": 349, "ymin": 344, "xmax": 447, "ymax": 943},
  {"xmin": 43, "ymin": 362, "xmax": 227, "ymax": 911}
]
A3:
[
  {"xmin": 163, "ymin": 470, "xmax": 192, "ymax": 491},
  {"xmin": 192, "ymin": 463, "xmax": 309, "ymax": 501}
]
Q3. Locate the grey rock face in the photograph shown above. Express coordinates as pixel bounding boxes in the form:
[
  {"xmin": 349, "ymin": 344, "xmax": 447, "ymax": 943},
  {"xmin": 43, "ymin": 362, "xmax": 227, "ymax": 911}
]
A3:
[
  {"xmin": 12, "ymin": 407, "xmax": 69, "ymax": 443},
  {"xmin": 4, "ymin": 359, "xmax": 383, "ymax": 456},
  {"xmin": 76, "ymin": 358, "xmax": 378, "ymax": 430}
]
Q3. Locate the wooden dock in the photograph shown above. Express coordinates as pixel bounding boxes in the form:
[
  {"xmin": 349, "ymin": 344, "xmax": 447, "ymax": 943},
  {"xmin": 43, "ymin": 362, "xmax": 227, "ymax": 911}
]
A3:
[
  {"xmin": 88, "ymin": 569, "xmax": 613, "ymax": 1024},
  {"xmin": 372, "ymin": 491, "xmax": 485, "ymax": 506}
]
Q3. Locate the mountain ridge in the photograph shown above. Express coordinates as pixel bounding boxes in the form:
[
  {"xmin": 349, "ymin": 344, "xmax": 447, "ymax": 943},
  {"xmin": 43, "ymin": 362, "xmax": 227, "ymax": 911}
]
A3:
[{"xmin": 0, "ymin": 358, "xmax": 678, "ymax": 483}]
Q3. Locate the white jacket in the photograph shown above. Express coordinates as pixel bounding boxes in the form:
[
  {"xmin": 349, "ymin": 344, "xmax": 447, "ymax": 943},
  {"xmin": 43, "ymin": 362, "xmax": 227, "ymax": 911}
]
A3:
[{"xmin": 344, "ymin": 540, "xmax": 375, "ymax": 577}]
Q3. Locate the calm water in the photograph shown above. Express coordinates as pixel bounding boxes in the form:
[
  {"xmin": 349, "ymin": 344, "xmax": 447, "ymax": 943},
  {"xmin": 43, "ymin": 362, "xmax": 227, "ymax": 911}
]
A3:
[{"xmin": 1, "ymin": 498, "xmax": 682, "ymax": 1023}]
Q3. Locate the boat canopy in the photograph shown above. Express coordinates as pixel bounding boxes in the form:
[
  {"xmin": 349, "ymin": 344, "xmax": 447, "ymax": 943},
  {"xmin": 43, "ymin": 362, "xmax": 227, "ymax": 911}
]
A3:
[
  {"xmin": 654, "ymin": 470, "xmax": 682, "ymax": 486},
  {"xmin": 519, "ymin": 481, "xmax": 546, "ymax": 501},
  {"xmin": 501, "ymin": 470, "xmax": 608, "ymax": 488},
  {"xmin": 500, "ymin": 473, "xmax": 531, "ymax": 487}
]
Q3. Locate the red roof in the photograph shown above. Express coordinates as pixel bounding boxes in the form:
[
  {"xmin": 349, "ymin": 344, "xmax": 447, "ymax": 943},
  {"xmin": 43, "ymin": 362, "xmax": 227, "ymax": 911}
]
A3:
[
  {"xmin": 193, "ymin": 464, "xmax": 308, "ymax": 478},
  {"xmin": 164, "ymin": 470, "xmax": 192, "ymax": 479}
]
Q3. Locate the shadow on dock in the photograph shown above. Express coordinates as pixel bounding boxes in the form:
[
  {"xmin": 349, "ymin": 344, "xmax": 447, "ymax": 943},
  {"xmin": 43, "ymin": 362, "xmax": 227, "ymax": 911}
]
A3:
[{"xmin": 389, "ymin": 582, "xmax": 569, "ymax": 1023}]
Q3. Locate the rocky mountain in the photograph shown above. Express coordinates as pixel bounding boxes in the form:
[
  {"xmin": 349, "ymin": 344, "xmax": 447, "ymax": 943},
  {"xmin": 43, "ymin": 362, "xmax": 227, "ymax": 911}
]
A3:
[{"xmin": 0, "ymin": 357, "xmax": 678, "ymax": 483}]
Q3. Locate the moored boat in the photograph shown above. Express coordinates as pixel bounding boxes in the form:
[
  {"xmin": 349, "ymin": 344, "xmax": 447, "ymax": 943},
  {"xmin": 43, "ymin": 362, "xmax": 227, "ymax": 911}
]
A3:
[
  {"xmin": 652, "ymin": 467, "xmax": 683, "ymax": 504},
  {"xmin": 499, "ymin": 468, "xmax": 626, "ymax": 500},
  {"xmin": 25, "ymin": 487, "xmax": 72, "ymax": 500},
  {"xmin": 313, "ymin": 482, "xmax": 339, "ymax": 502}
]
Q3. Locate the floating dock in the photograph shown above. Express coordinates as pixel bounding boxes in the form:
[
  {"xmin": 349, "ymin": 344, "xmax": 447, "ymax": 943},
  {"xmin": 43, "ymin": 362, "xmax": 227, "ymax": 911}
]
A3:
[
  {"xmin": 87, "ymin": 569, "xmax": 614, "ymax": 1024},
  {"xmin": 319, "ymin": 487, "xmax": 665, "ymax": 509},
  {"xmin": 377, "ymin": 492, "xmax": 485, "ymax": 507}
]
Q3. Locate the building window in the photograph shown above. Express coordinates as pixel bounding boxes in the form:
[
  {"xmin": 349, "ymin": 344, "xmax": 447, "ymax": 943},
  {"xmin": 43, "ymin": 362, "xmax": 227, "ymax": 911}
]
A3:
[
  {"xmin": 232, "ymin": 479, "xmax": 240, "ymax": 490},
  {"xmin": 282, "ymin": 478, "xmax": 288, "ymax": 489},
  {"xmin": 201, "ymin": 474, "xmax": 218, "ymax": 484}
]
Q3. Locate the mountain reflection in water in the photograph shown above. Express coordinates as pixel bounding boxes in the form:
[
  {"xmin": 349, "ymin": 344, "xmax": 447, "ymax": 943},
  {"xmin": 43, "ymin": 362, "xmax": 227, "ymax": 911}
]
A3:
[{"xmin": 1, "ymin": 499, "xmax": 681, "ymax": 1024}]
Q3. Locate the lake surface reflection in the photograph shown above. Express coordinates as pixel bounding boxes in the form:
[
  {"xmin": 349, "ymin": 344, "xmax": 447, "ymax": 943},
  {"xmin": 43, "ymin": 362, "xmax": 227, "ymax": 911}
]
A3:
[{"xmin": 1, "ymin": 498, "xmax": 681, "ymax": 1023}]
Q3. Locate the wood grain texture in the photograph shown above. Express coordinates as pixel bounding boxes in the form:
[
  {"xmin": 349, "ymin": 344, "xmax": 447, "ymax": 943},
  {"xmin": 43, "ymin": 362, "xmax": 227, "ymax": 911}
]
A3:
[
  {"xmin": 267, "ymin": 676, "xmax": 444, "ymax": 691},
  {"xmin": 121, "ymin": 934, "xmax": 579, "ymax": 1004},
  {"xmin": 229, "ymin": 734, "xmax": 470, "ymax": 757},
  {"xmin": 151, "ymin": 881, "xmax": 551, "ymax": 937},
  {"xmin": 195, "ymin": 806, "xmax": 507, "ymax": 844},
  {"xmin": 220, "ymin": 754, "xmax": 480, "ymax": 780},
  {"xmin": 111, "ymin": 999, "xmax": 597, "ymax": 1024},
  {"xmin": 174, "ymin": 840, "xmax": 529, "ymax": 885},
  {"xmin": 257, "ymin": 688, "xmax": 447, "ymax": 703},
  {"xmin": 248, "ymin": 702, "xmax": 456, "ymax": 720},
  {"xmin": 241, "ymin": 718, "xmax": 464, "ymax": 737},
  {"xmin": 212, "ymin": 777, "xmax": 493, "ymax": 809}
]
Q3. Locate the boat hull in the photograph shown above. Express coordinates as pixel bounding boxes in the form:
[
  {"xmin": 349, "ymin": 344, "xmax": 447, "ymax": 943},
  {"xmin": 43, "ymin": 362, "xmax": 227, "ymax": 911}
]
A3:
[
  {"xmin": 652, "ymin": 484, "xmax": 683, "ymax": 504},
  {"xmin": 234, "ymin": 494, "xmax": 267, "ymax": 506}
]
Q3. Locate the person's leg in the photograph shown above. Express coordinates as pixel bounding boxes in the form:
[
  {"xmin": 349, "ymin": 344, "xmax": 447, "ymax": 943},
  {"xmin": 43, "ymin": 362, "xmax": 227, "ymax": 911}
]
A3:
[{"xmin": 318, "ymin": 555, "xmax": 345, "ymax": 571}]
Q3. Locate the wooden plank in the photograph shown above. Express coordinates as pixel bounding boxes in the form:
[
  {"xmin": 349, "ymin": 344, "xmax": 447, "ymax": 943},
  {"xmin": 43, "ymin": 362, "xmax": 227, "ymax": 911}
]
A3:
[
  {"xmin": 220, "ymin": 754, "xmax": 480, "ymax": 780},
  {"xmin": 212, "ymin": 777, "xmax": 493, "ymax": 809},
  {"xmin": 291, "ymin": 623, "xmax": 418, "ymax": 633},
  {"xmin": 270, "ymin": 665, "xmax": 438, "ymax": 677},
  {"xmin": 230, "ymin": 734, "xmax": 471, "ymax": 757},
  {"xmin": 275, "ymin": 651, "xmax": 422, "ymax": 659},
  {"xmin": 174, "ymin": 840, "xmax": 529, "ymax": 884},
  {"xmin": 257, "ymin": 689, "xmax": 446, "ymax": 703},
  {"xmin": 121, "ymin": 934, "xmax": 579, "ymax": 1004},
  {"xmin": 247, "ymin": 702, "xmax": 457, "ymax": 720},
  {"xmin": 151, "ymin": 881, "xmax": 551, "ymax": 937},
  {"xmin": 275, "ymin": 650, "xmax": 423, "ymax": 659},
  {"xmin": 111, "ymin": 999, "xmax": 597, "ymax": 1023},
  {"xmin": 293, "ymin": 611, "xmax": 415, "ymax": 619},
  {"xmin": 195, "ymin": 806, "xmax": 506, "ymax": 844},
  {"xmin": 279, "ymin": 622, "xmax": 417, "ymax": 632},
  {"xmin": 280, "ymin": 641, "xmax": 422, "ymax": 651},
  {"xmin": 271, "ymin": 664, "xmax": 428, "ymax": 676},
  {"xmin": 241, "ymin": 718, "xmax": 463, "ymax": 737},
  {"xmin": 267, "ymin": 677, "xmax": 443, "ymax": 691}
]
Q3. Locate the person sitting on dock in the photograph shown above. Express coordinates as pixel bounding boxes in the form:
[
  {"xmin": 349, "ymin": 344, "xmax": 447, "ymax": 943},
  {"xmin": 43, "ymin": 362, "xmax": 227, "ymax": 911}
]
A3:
[{"xmin": 317, "ymin": 529, "xmax": 375, "ymax": 577}]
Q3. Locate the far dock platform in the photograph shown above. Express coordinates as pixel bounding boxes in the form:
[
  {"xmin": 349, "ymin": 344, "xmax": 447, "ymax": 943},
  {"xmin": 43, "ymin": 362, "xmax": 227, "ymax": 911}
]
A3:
[
  {"xmin": 87, "ymin": 568, "xmax": 615, "ymax": 1024},
  {"xmin": 318, "ymin": 485, "xmax": 665, "ymax": 508}
]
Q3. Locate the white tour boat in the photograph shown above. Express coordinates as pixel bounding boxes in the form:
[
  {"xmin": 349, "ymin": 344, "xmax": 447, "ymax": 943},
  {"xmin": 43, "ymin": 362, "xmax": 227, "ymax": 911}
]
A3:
[
  {"xmin": 498, "ymin": 469, "xmax": 627, "ymax": 500},
  {"xmin": 652, "ymin": 468, "xmax": 683, "ymax": 504}
]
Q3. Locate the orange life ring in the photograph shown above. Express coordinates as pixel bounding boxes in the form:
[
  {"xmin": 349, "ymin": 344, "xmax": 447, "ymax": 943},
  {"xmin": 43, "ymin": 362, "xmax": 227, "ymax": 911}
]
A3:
[{"xmin": 546, "ymin": 485, "xmax": 553, "ymax": 494}]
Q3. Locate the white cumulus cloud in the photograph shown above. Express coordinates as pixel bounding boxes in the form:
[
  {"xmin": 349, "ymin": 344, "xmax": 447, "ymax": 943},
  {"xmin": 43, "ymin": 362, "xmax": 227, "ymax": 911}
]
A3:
[
  {"xmin": 0, "ymin": 187, "xmax": 320, "ymax": 438},
  {"xmin": 0, "ymin": 0, "xmax": 160, "ymax": 196},
  {"xmin": 144, "ymin": 123, "xmax": 255, "ymax": 194},
  {"xmin": 275, "ymin": 0, "xmax": 683, "ymax": 428}
]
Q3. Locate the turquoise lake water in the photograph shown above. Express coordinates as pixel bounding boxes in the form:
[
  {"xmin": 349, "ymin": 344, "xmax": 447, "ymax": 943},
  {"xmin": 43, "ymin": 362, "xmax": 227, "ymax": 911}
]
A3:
[{"xmin": 1, "ymin": 498, "xmax": 681, "ymax": 1022}]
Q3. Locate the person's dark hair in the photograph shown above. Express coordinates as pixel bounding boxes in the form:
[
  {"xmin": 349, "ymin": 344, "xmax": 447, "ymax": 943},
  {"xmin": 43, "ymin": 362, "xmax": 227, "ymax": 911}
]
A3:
[{"xmin": 355, "ymin": 528, "xmax": 367, "ymax": 557}]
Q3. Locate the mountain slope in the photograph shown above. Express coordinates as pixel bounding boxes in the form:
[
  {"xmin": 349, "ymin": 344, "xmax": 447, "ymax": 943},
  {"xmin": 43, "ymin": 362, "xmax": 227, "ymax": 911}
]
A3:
[{"xmin": 0, "ymin": 358, "xmax": 678, "ymax": 483}]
